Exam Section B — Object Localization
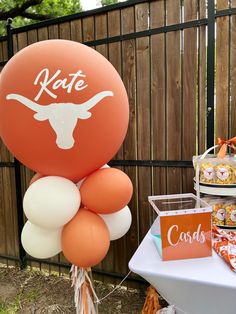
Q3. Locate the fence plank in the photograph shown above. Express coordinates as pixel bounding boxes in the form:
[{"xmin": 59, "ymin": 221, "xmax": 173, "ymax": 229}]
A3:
[
  {"xmin": 108, "ymin": 9, "xmax": 121, "ymax": 37},
  {"xmin": 0, "ymin": 41, "xmax": 4, "ymax": 62},
  {"xmin": 82, "ymin": 16, "xmax": 95, "ymax": 42},
  {"xmin": 182, "ymin": 168, "xmax": 195, "ymax": 193},
  {"xmin": 37, "ymin": 27, "xmax": 48, "ymax": 41},
  {"xmin": 199, "ymin": 0, "xmax": 207, "ymax": 18},
  {"xmin": 0, "ymin": 141, "xmax": 14, "ymax": 162},
  {"xmin": 135, "ymin": 2, "xmax": 150, "ymax": 161},
  {"xmin": 216, "ymin": 15, "xmax": 229, "ymax": 140},
  {"xmin": 121, "ymin": 6, "xmax": 135, "ymax": 35},
  {"xmin": 230, "ymin": 13, "xmax": 236, "ymax": 136},
  {"xmin": 150, "ymin": 0, "xmax": 164, "ymax": 28},
  {"xmin": 48, "ymin": 24, "xmax": 59, "ymax": 39},
  {"xmin": 108, "ymin": 10, "xmax": 123, "ymax": 160},
  {"xmin": 13, "ymin": 34, "xmax": 18, "ymax": 54},
  {"xmin": 113, "ymin": 7, "xmax": 139, "ymax": 278},
  {"xmin": 3, "ymin": 168, "xmax": 19, "ymax": 266},
  {"xmin": 199, "ymin": 0, "xmax": 207, "ymax": 153},
  {"xmin": 150, "ymin": 5, "xmax": 165, "ymax": 161},
  {"xmin": 59, "ymin": 22, "xmax": 71, "ymax": 40},
  {"xmin": 150, "ymin": 1, "xmax": 167, "ymax": 197},
  {"xmin": 216, "ymin": 0, "xmax": 230, "ymax": 143},
  {"xmin": 121, "ymin": 9, "xmax": 137, "ymax": 161},
  {"xmin": 183, "ymin": 0, "xmax": 198, "ymax": 22},
  {"xmin": 70, "ymin": 19, "xmax": 82, "ymax": 42},
  {"xmin": 216, "ymin": 0, "xmax": 229, "ymax": 9},
  {"xmin": 95, "ymin": 13, "xmax": 107, "ymax": 40},
  {"xmin": 95, "ymin": 13, "xmax": 108, "ymax": 58},
  {"xmin": 135, "ymin": 3, "xmax": 152, "ymax": 240},
  {"xmin": 17, "ymin": 32, "xmax": 28, "ymax": 51},
  {"xmin": 166, "ymin": 0, "xmax": 182, "ymax": 193},
  {"xmin": 2, "ymin": 41, "xmax": 7, "ymax": 60},
  {"xmin": 0, "ymin": 169, "xmax": 7, "ymax": 264},
  {"xmin": 182, "ymin": 1, "xmax": 197, "ymax": 192},
  {"xmin": 232, "ymin": 0, "xmax": 236, "ymax": 8},
  {"xmin": 27, "ymin": 29, "xmax": 38, "ymax": 45}
]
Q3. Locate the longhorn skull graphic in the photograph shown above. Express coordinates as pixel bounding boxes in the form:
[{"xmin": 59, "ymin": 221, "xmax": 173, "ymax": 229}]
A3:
[{"xmin": 6, "ymin": 91, "xmax": 114, "ymax": 149}]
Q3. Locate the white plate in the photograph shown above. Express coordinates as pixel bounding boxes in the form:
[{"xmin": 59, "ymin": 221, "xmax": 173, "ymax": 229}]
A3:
[
  {"xmin": 193, "ymin": 178, "xmax": 236, "ymax": 188},
  {"xmin": 194, "ymin": 179, "xmax": 236, "ymax": 196}
]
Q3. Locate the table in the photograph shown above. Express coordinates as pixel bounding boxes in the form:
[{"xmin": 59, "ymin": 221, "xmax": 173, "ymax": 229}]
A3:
[{"xmin": 129, "ymin": 231, "xmax": 236, "ymax": 314}]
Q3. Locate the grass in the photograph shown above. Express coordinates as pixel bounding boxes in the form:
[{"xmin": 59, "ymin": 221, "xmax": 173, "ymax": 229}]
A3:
[
  {"xmin": 0, "ymin": 295, "xmax": 20, "ymax": 314},
  {"xmin": 24, "ymin": 288, "xmax": 41, "ymax": 303},
  {"xmin": 0, "ymin": 266, "xmax": 147, "ymax": 314},
  {"xmin": 0, "ymin": 285, "xmax": 41, "ymax": 314}
]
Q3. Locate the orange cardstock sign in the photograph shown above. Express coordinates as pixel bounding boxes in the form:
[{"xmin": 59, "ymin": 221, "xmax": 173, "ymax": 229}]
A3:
[
  {"xmin": 160, "ymin": 213, "xmax": 212, "ymax": 261},
  {"xmin": 149, "ymin": 194, "xmax": 212, "ymax": 261}
]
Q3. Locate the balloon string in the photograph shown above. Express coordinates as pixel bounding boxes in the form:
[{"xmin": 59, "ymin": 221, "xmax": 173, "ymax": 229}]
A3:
[{"xmin": 95, "ymin": 270, "xmax": 132, "ymax": 304}]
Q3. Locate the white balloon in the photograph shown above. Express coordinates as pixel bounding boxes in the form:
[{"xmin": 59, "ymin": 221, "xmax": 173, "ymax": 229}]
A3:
[
  {"xmin": 101, "ymin": 164, "xmax": 110, "ymax": 169},
  {"xmin": 100, "ymin": 206, "xmax": 132, "ymax": 241},
  {"xmin": 21, "ymin": 221, "xmax": 62, "ymax": 259},
  {"xmin": 23, "ymin": 176, "xmax": 80, "ymax": 229}
]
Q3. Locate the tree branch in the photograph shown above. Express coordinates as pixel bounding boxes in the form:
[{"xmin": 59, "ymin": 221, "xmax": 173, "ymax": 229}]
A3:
[
  {"xmin": 0, "ymin": 0, "xmax": 44, "ymax": 21},
  {"xmin": 20, "ymin": 0, "xmax": 43, "ymax": 12},
  {"xmin": 21, "ymin": 11, "xmax": 54, "ymax": 21}
]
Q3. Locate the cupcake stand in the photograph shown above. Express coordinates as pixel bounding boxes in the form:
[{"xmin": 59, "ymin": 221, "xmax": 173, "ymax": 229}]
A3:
[{"xmin": 129, "ymin": 146, "xmax": 236, "ymax": 314}]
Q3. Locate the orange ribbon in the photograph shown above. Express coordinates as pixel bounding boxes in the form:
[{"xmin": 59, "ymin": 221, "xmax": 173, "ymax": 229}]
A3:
[
  {"xmin": 217, "ymin": 137, "xmax": 236, "ymax": 159},
  {"xmin": 142, "ymin": 285, "xmax": 161, "ymax": 314}
]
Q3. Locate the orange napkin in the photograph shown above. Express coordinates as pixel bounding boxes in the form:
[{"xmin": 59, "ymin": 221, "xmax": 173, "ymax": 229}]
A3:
[{"xmin": 212, "ymin": 225, "xmax": 236, "ymax": 272}]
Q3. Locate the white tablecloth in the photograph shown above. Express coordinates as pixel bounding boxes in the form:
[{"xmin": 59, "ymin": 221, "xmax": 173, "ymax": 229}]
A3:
[{"xmin": 129, "ymin": 231, "xmax": 236, "ymax": 314}]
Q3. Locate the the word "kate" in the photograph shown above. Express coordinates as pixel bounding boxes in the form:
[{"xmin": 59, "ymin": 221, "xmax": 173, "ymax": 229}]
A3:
[
  {"xmin": 34, "ymin": 68, "xmax": 88, "ymax": 101},
  {"xmin": 167, "ymin": 224, "xmax": 206, "ymax": 247}
]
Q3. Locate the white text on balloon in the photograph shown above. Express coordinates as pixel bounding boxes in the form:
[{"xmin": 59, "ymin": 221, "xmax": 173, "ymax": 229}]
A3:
[
  {"xmin": 6, "ymin": 91, "xmax": 114, "ymax": 149},
  {"xmin": 34, "ymin": 68, "xmax": 88, "ymax": 101}
]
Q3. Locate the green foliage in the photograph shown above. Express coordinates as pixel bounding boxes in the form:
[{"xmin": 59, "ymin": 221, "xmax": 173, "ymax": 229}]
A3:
[
  {"xmin": 101, "ymin": 0, "xmax": 119, "ymax": 6},
  {"xmin": 27, "ymin": 0, "xmax": 82, "ymax": 18},
  {"xmin": 0, "ymin": 0, "xmax": 82, "ymax": 36}
]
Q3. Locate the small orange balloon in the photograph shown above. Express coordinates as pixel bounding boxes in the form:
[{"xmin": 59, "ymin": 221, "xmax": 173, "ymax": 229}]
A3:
[
  {"xmin": 29, "ymin": 172, "xmax": 44, "ymax": 185},
  {"xmin": 61, "ymin": 208, "xmax": 110, "ymax": 267},
  {"xmin": 80, "ymin": 168, "xmax": 133, "ymax": 214}
]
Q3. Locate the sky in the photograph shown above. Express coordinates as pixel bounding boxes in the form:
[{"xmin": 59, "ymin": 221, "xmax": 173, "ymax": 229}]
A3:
[
  {"xmin": 80, "ymin": 0, "xmax": 126, "ymax": 11},
  {"xmin": 80, "ymin": 0, "xmax": 101, "ymax": 11}
]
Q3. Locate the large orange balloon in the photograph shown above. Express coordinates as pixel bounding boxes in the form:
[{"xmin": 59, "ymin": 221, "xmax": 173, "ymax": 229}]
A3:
[
  {"xmin": 0, "ymin": 40, "xmax": 129, "ymax": 181},
  {"xmin": 61, "ymin": 209, "xmax": 110, "ymax": 267},
  {"xmin": 80, "ymin": 168, "xmax": 133, "ymax": 214}
]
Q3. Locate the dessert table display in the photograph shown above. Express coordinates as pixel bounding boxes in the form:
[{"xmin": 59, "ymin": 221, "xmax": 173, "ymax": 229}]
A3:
[
  {"xmin": 129, "ymin": 230, "xmax": 236, "ymax": 314},
  {"xmin": 130, "ymin": 139, "xmax": 236, "ymax": 314}
]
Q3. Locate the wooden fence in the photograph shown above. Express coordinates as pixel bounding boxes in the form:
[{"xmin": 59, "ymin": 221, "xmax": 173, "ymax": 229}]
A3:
[{"xmin": 0, "ymin": 0, "xmax": 235, "ymax": 284}]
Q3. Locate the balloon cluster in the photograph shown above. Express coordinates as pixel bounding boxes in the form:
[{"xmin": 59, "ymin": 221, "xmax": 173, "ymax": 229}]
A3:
[
  {"xmin": 0, "ymin": 39, "xmax": 132, "ymax": 311},
  {"xmin": 22, "ymin": 167, "xmax": 133, "ymax": 267}
]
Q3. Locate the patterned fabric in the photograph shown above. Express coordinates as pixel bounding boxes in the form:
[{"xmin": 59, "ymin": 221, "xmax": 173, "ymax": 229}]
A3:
[{"xmin": 212, "ymin": 225, "xmax": 236, "ymax": 272}]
